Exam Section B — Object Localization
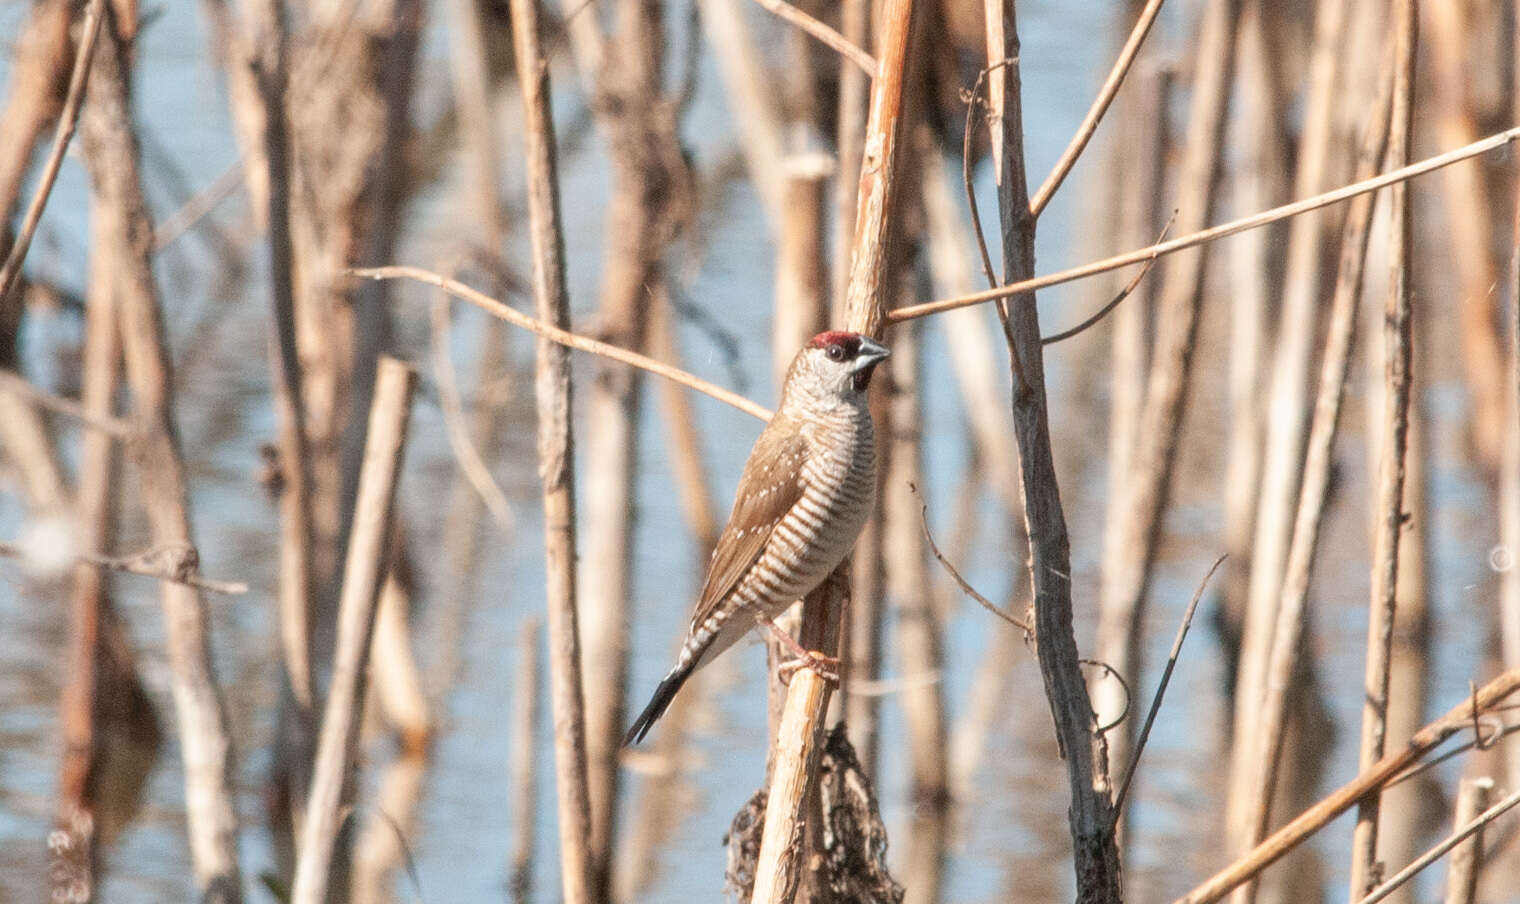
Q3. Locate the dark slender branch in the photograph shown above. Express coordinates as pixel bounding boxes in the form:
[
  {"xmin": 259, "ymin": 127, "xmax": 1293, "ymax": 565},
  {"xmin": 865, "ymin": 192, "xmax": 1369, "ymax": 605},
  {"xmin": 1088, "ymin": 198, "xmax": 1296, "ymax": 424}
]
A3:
[
  {"xmin": 1114, "ymin": 554, "xmax": 1224, "ymax": 816},
  {"xmin": 912, "ymin": 484, "xmax": 1030, "ymax": 634}
]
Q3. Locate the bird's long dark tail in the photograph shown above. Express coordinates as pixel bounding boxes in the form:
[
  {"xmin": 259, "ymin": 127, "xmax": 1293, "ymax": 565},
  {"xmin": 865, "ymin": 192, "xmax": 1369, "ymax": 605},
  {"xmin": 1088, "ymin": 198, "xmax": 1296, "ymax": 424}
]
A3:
[{"xmin": 624, "ymin": 666, "xmax": 692, "ymax": 746}]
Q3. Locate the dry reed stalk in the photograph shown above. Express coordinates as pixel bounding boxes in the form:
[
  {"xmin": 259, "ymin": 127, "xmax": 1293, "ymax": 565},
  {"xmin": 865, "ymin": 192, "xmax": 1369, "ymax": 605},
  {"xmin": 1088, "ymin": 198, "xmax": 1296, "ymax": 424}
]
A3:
[
  {"xmin": 1231, "ymin": 4, "xmax": 1350, "ymax": 854},
  {"xmin": 1092, "ymin": 56, "xmax": 1170, "ymax": 799},
  {"xmin": 291, "ymin": 357, "xmax": 417, "ymax": 904},
  {"xmin": 747, "ymin": 0, "xmax": 877, "ymax": 77},
  {"xmin": 1356, "ymin": 785, "xmax": 1520, "ymax": 904},
  {"xmin": 1348, "ymin": 0, "xmax": 1416, "ymax": 895},
  {"xmin": 1232, "ymin": 45, "xmax": 1394, "ymax": 900},
  {"xmin": 773, "ymin": 156, "xmax": 834, "ymax": 381},
  {"xmin": 1028, "ymin": 0, "xmax": 1166, "ymax": 218},
  {"xmin": 54, "ymin": 202, "xmax": 127, "ymax": 904},
  {"xmin": 1216, "ymin": 0, "xmax": 1279, "ymax": 655},
  {"xmin": 882, "ymin": 318, "xmax": 948, "ymax": 904},
  {"xmin": 830, "ymin": 0, "xmax": 869, "ymax": 315},
  {"xmin": 0, "ymin": 0, "xmax": 103, "ymax": 305},
  {"xmin": 754, "ymin": 0, "xmax": 915, "ymax": 894},
  {"xmin": 751, "ymin": 668, "xmax": 829, "ymax": 904},
  {"xmin": 696, "ymin": 0, "xmax": 787, "ymax": 226},
  {"xmin": 0, "ymin": 0, "xmax": 70, "ymax": 224},
  {"xmin": 985, "ymin": 2, "xmax": 1122, "ymax": 900},
  {"xmin": 1093, "ymin": 0, "xmax": 1237, "ymax": 808},
  {"xmin": 1174, "ymin": 668, "xmax": 1520, "ymax": 904},
  {"xmin": 922, "ymin": 148, "xmax": 1021, "ymax": 511},
  {"xmin": 1502, "ymin": 40, "xmax": 1520, "ymax": 793},
  {"xmin": 888, "ymin": 125, "xmax": 1520, "ymax": 323},
  {"xmin": 1422, "ymin": 0, "xmax": 1506, "ymax": 470},
  {"xmin": 650, "ymin": 282, "xmax": 721, "ymax": 553},
  {"xmin": 1441, "ymin": 777, "xmax": 1492, "ymax": 904},
  {"xmin": 429, "ymin": 0, "xmax": 516, "ymax": 700},
  {"xmin": 578, "ymin": 3, "xmax": 682, "ymax": 887},
  {"xmin": 508, "ymin": 0, "xmax": 596, "ymax": 899},
  {"xmin": 78, "ymin": 19, "xmax": 243, "ymax": 900},
  {"xmin": 509, "ymin": 618, "xmax": 543, "ymax": 903}
]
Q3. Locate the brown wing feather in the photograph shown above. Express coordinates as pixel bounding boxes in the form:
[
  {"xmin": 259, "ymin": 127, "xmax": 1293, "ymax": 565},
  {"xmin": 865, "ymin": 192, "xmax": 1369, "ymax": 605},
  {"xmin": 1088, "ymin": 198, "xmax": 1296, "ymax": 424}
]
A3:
[{"xmin": 688, "ymin": 413, "xmax": 809, "ymax": 631}]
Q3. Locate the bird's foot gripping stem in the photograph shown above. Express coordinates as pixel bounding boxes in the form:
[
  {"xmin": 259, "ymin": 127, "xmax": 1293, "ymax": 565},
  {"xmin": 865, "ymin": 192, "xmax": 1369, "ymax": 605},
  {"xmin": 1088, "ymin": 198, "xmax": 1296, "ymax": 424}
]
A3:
[
  {"xmin": 776, "ymin": 649, "xmax": 841, "ymax": 686},
  {"xmin": 757, "ymin": 614, "xmax": 841, "ymax": 686}
]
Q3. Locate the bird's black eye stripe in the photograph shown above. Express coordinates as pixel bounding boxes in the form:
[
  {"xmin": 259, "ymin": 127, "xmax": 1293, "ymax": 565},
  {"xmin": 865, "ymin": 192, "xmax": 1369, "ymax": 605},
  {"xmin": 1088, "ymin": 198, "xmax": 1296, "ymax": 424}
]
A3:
[{"xmin": 827, "ymin": 345, "xmax": 846, "ymax": 361}]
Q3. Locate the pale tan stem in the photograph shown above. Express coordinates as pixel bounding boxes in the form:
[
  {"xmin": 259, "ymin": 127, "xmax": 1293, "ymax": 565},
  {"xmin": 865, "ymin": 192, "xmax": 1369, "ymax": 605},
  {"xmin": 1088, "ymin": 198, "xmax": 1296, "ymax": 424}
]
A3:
[
  {"xmin": 1441, "ymin": 777, "xmax": 1493, "ymax": 904},
  {"xmin": 290, "ymin": 358, "xmax": 417, "ymax": 904},
  {"xmin": 750, "ymin": 669, "xmax": 829, "ymax": 904}
]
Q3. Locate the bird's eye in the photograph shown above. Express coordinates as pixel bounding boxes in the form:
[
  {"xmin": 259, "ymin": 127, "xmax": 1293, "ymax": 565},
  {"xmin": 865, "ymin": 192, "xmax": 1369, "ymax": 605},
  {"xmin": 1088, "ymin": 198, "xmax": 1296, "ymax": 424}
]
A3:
[{"xmin": 826, "ymin": 345, "xmax": 846, "ymax": 361}]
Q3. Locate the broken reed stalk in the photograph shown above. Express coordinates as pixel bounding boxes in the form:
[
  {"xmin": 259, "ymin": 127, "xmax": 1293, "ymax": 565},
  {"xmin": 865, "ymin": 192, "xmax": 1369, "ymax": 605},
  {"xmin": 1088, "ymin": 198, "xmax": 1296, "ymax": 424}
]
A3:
[
  {"xmin": 750, "ymin": 669, "xmax": 829, "ymax": 904},
  {"xmin": 508, "ymin": 0, "xmax": 596, "ymax": 899},
  {"xmin": 753, "ymin": 0, "xmax": 914, "ymax": 898},
  {"xmin": 79, "ymin": 19, "xmax": 244, "ymax": 900},
  {"xmin": 1174, "ymin": 668, "xmax": 1520, "ymax": 904},
  {"xmin": 1237, "ymin": 40, "xmax": 1394, "ymax": 875},
  {"xmin": 888, "ymin": 125, "xmax": 1520, "ymax": 323},
  {"xmin": 985, "ymin": 3, "xmax": 1122, "ymax": 901},
  {"xmin": 1095, "ymin": 0, "xmax": 1237, "ymax": 839},
  {"xmin": 1348, "ymin": 0, "xmax": 1416, "ymax": 896},
  {"xmin": 290, "ymin": 357, "xmax": 417, "ymax": 904},
  {"xmin": 0, "ymin": 0, "xmax": 104, "ymax": 305},
  {"xmin": 1442, "ymin": 777, "xmax": 1493, "ymax": 904}
]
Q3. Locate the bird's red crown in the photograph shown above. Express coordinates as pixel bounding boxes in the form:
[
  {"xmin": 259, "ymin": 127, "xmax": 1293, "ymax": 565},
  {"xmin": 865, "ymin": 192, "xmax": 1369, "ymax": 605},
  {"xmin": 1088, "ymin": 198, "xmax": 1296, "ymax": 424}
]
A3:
[{"xmin": 807, "ymin": 331, "xmax": 864, "ymax": 355}]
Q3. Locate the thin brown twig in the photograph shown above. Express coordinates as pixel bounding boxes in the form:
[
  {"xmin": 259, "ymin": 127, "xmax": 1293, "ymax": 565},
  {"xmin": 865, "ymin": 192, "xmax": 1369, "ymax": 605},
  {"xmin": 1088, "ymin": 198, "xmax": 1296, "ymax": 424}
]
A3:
[
  {"xmin": 0, "ymin": 369, "xmax": 132, "ymax": 436},
  {"xmin": 1040, "ymin": 212, "xmax": 1174, "ymax": 345},
  {"xmin": 151, "ymin": 157, "xmax": 245, "ymax": 251},
  {"xmin": 1113, "ymin": 553, "xmax": 1224, "ymax": 817},
  {"xmin": 350, "ymin": 266, "xmax": 772, "ymax": 422},
  {"xmin": 0, "ymin": 0, "xmax": 106, "ymax": 305},
  {"xmin": 1028, "ymin": 0, "xmax": 1166, "ymax": 217},
  {"xmin": 912, "ymin": 483, "xmax": 1030, "ymax": 634},
  {"xmin": 1355, "ymin": 786, "xmax": 1520, "ymax": 904},
  {"xmin": 0, "ymin": 541, "xmax": 249, "ymax": 594},
  {"xmin": 960, "ymin": 56, "xmax": 1021, "ymax": 290},
  {"xmin": 892, "ymin": 125, "xmax": 1520, "ymax": 323},
  {"xmin": 746, "ymin": 0, "xmax": 876, "ymax": 78}
]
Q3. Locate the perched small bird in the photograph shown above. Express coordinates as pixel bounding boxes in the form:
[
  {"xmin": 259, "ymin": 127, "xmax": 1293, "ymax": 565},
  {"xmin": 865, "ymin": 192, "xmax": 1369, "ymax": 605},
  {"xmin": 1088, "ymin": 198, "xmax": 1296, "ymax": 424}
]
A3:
[{"xmin": 624, "ymin": 331, "xmax": 890, "ymax": 745}]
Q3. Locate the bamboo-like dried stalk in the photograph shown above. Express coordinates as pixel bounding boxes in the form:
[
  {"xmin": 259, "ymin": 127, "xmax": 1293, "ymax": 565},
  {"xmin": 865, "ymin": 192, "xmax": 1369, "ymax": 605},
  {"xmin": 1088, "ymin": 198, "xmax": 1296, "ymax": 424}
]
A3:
[
  {"xmin": 1348, "ymin": 0, "xmax": 1416, "ymax": 895},
  {"xmin": 888, "ymin": 125, "xmax": 1520, "ymax": 324},
  {"xmin": 1501, "ymin": 39, "xmax": 1520, "ymax": 796},
  {"xmin": 508, "ymin": 0, "xmax": 596, "ymax": 899},
  {"xmin": 0, "ymin": 0, "xmax": 70, "ymax": 224},
  {"xmin": 754, "ymin": 0, "xmax": 914, "ymax": 894},
  {"xmin": 1174, "ymin": 668, "xmax": 1520, "ymax": 904},
  {"xmin": 1441, "ymin": 777, "xmax": 1492, "ymax": 904},
  {"xmin": 290, "ymin": 358, "xmax": 416, "ymax": 904},
  {"xmin": 78, "ymin": 19, "xmax": 243, "ymax": 900},
  {"xmin": 985, "ymin": 2, "xmax": 1122, "ymax": 900},
  {"xmin": 830, "ymin": 0, "xmax": 869, "ymax": 315},
  {"xmin": 1422, "ymin": 0, "xmax": 1506, "ymax": 470},
  {"xmin": 773, "ymin": 156, "xmax": 833, "ymax": 381},
  {"xmin": 1231, "ymin": 4, "xmax": 1350, "ymax": 852},
  {"xmin": 1216, "ymin": 0, "xmax": 1279, "ymax": 658},
  {"xmin": 1357, "ymin": 785, "xmax": 1520, "ymax": 904},
  {"xmin": 1094, "ymin": 0, "xmax": 1237, "ymax": 813},
  {"xmin": 750, "ymin": 668, "xmax": 829, "ymax": 904},
  {"xmin": 882, "ymin": 317, "xmax": 948, "ymax": 904},
  {"xmin": 696, "ymin": 0, "xmax": 787, "ymax": 227},
  {"xmin": 1232, "ymin": 43, "xmax": 1394, "ymax": 897}
]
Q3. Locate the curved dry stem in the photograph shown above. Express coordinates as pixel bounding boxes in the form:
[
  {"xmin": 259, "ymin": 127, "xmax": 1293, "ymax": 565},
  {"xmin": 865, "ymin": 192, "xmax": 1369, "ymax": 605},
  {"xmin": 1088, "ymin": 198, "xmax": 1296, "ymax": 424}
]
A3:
[{"xmin": 349, "ymin": 265, "xmax": 773, "ymax": 421}]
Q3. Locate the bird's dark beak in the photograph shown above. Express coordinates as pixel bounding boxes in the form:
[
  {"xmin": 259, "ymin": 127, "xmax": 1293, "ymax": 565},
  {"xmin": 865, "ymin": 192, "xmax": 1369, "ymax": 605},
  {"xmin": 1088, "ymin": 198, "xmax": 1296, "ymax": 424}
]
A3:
[{"xmin": 851, "ymin": 337, "xmax": 890, "ymax": 373}]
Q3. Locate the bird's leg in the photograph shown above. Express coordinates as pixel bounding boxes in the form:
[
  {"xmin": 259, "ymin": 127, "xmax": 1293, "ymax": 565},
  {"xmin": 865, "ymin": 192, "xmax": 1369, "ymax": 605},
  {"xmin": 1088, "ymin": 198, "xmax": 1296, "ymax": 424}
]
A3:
[{"xmin": 756, "ymin": 613, "xmax": 840, "ymax": 686}]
